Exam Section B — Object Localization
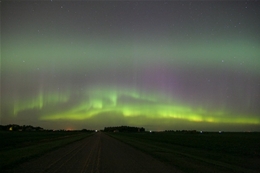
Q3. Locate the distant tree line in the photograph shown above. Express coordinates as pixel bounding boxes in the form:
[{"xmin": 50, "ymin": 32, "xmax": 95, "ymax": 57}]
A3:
[
  {"xmin": 0, "ymin": 124, "xmax": 95, "ymax": 132},
  {"xmin": 80, "ymin": 129, "xmax": 95, "ymax": 132},
  {"xmin": 104, "ymin": 126, "xmax": 145, "ymax": 132},
  {"xmin": 0, "ymin": 124, "xmax": 44, "ymax": 131}
]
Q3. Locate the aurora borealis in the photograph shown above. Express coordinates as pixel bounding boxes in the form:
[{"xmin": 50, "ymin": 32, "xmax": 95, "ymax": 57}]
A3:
[{"xmin": 1, "ymin": 1, "xmax": 260, "ymax": 131}]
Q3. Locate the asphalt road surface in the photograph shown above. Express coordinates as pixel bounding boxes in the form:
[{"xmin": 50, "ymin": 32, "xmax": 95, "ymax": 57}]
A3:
[{"xmin": 8, "ymin": 132, "xmax": 181, "ymax": 173}]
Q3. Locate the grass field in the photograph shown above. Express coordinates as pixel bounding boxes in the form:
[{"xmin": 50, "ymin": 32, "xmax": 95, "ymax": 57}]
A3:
[
  {"xmin": 108, "ymin": 132, "xmax": 260, "ymax": 173},
  {"xmin": 0, "ymin": 131, "xmax": 93, "ymax": 170}
]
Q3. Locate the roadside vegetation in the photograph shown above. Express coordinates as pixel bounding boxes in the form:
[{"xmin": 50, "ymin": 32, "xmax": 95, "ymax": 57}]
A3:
[
  {"xmin": 108, "ymin": 132, "xmax": 260, "ymax": 173},
  {"xmin": 0, "ymin": 131, "xmax": 93, "ymax": 170}
]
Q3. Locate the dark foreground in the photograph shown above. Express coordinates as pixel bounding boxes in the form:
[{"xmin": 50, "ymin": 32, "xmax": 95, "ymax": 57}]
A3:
[
  {"xmin": 110, "ymin": 132, "xmax": 260, "ymax": 173},
  {"xmin": 5, "ymin": 132, "xmax": 180, "ymax": 173}
]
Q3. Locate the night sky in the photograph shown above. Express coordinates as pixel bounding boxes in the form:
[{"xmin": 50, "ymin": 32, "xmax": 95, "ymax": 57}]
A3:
[{"xmin": 1, "ymin": 1, "xmax": 260, "ymax": 131}]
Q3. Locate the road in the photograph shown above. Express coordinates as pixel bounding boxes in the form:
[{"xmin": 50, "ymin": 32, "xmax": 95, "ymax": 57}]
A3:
[{"xmin": 7, "ymin": 132, "xmax": 181, "ymax": 173}]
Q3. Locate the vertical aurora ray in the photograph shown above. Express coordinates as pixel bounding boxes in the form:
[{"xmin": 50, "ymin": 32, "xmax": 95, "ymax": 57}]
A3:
[{"xmin": 13, "ymin": 89, "xmax": 70, "ymax": 116}]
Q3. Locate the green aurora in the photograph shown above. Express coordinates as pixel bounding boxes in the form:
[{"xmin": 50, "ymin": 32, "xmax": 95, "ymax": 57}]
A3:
[{"xmin": 1, "ymin": 1, "xmax": 260, "ymax": 131}]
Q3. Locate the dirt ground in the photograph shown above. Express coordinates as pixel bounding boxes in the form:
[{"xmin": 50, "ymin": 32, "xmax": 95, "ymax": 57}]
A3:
[{"xmin": 5, "ymin": 132, "xmax": 181, "ymax": 173}]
